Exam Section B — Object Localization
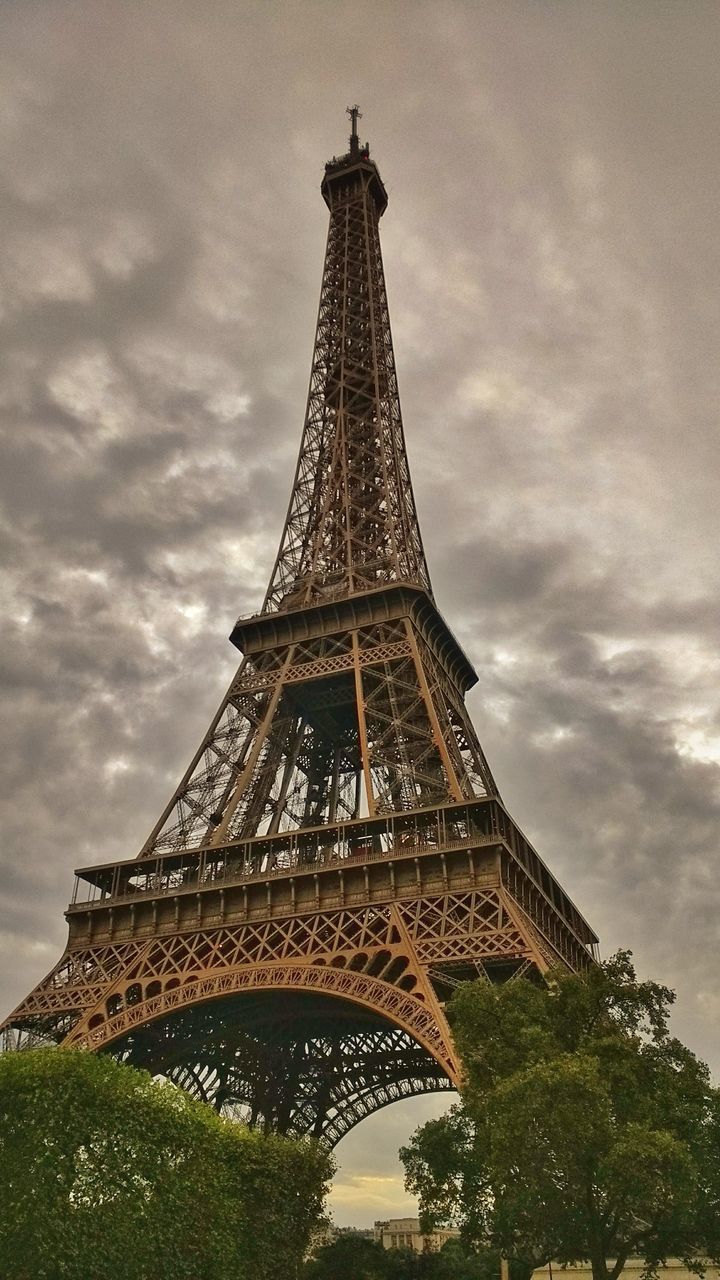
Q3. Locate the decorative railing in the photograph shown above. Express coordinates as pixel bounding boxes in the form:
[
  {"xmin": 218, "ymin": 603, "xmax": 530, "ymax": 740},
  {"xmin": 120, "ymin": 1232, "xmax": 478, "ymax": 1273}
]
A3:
[
  {"xmin": 70, "ymin": 800, "xmax": 496, "ymax": 909},
  {"xmin": 68, "ymin": 795, "xmax": 598, "ymax": 955}
]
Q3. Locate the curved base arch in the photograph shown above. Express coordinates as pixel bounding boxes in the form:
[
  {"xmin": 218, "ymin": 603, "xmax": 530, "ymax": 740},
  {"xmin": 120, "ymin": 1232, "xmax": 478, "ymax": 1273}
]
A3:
[
  {"xmin": 75, "ymin": 966, "xmax": 458, "ymax": 1147},
  {"xmin": 71, "ymin": 960, "xmax": 458, "ymax": 1080}
]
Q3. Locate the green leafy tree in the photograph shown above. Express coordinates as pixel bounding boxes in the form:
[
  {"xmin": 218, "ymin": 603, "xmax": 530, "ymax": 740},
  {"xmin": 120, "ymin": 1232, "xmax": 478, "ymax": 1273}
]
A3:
[
  {"xmin": 0, "ymin": 1047, "xmax": 332, "ymax": 1280},
  {"xmin": 303, "ymin": 1232, "xmax": 502, "ymax": 1280},
  {"xmin": 401, "ymin": 953, "xmax": 720, "ymax": 1280},
  {"xmin": 433, "ymin": 1236, "xmax": 510, "ymax": 1280},
  {"xmin": 302, "ymin": 1234, "xmax": 413, "ymax": 1279}
]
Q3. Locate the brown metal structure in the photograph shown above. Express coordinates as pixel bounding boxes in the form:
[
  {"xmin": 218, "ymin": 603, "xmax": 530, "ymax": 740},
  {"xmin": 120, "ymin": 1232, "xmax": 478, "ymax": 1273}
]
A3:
[{"xmin": 2, "ymin": 112, "xmax": 598, "ymax": 1146}]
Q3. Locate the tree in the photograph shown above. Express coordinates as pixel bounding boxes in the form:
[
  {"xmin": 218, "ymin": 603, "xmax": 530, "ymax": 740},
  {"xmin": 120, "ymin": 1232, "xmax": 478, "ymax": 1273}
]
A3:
[
  {"xmin": 0, "ymin": 1048, "xmax": 332, "ymax": 1280},
  {"xmin": 302, "ymin": 1234, "xmax": 415, "ymax": 1279},
  {"xmin": 303, "ymin": 1232, "xmax": 502, "ymax": 1280},
  {"xmin": 433, "ymin": 1236, "xmax": 510, "ymax": 1280},
  {"xmin": 401, "ymin": 953, "xmax": 720, "ymax": 1280}
]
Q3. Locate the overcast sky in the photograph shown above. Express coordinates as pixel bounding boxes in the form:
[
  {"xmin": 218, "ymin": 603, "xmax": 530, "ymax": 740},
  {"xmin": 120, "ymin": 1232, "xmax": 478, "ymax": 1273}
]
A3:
[{"xmin": 1, "ymin": 0, "xmax": 719, "ymax": 1228}]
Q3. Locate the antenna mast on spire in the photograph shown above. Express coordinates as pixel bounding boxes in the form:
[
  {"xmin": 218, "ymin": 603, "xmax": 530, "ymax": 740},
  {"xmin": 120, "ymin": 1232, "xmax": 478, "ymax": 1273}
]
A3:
[{"xmin": 347, "ymin": 103, "xmax": 362, "ymax": 157}]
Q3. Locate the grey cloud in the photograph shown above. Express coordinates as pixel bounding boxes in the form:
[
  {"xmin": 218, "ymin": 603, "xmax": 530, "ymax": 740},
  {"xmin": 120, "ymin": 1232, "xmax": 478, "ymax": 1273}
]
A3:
[{"xmin": 1, "ymin": 0, "xmax": 719, "ymax": 1228}]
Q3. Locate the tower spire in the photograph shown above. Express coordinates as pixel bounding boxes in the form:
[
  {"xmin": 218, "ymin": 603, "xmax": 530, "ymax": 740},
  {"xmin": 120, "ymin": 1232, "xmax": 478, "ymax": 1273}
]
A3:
[
  {"xmin": 263, "ymin": 112, "xmax": 429, "ymax": 614},
  {"xmin": 347, "ymin": 102, "xmax": 362, "ymax": 157}
]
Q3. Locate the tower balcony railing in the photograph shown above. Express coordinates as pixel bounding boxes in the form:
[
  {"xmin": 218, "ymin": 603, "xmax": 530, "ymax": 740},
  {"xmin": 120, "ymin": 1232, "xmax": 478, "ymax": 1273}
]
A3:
[
  {"xmin": 70, "ymin": 800, "xmax": 493, "ymax": 910},
  {"xmin": 67, "ymin": 795, "xmax": 598, "ymax": 954},
  {"xmin": 261, "ymin": 570, "xmax": 420, "ymax": 620}
]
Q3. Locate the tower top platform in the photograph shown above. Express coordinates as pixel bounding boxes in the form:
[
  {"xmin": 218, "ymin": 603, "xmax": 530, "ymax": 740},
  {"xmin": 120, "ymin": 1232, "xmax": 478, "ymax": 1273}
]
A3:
[
  {"xmin": 321, "ymin": 105, "xmax": 388, "ymax": 214},
  {"xmin": 322, "ymin": 151, "xmax": 388, "ymax": 215}
]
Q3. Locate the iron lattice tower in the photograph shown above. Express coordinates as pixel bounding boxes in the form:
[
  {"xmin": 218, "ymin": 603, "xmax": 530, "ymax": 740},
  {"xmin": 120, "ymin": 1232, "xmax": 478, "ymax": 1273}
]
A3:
[{"xmin": 2, "ymin": 114, "xmax": 598, "ymax": 1146}]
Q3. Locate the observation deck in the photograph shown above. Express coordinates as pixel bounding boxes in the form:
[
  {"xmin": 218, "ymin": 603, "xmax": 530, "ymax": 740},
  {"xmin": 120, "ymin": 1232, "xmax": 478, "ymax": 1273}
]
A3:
[{"xmin": 67, "ymin": 795, "xmax": 599, "ymax": 973}]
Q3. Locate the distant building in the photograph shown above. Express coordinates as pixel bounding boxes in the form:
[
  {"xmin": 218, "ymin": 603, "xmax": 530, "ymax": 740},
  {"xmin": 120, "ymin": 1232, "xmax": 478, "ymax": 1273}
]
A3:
[
  {"xmin": 374, "ymin": 1216, "xmax": 460, "ymax": 1253},
  {"xmin": 534, "ymin": 1262, "xmax": 719, "ymax": 1280}
]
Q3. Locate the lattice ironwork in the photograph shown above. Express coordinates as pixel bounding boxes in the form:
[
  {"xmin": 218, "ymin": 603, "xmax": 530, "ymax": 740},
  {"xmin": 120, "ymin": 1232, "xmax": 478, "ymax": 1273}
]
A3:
[
  {"xmin": 112, "ymin": 994, "xmax": 454, "ymax": 1146},
  {"xmin": 2, "ymin": 114, "xmax": 599, "ymax": 1147},
  {"xmin": 262, "ymin": 127, "xmax": 430, "ymax": 614}
]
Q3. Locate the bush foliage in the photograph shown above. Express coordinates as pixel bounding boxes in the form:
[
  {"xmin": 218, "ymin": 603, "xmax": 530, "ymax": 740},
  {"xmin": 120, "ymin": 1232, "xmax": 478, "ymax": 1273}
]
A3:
[{"xmin": 0, "ymin": 1047, "xmax": 332, "ymax": 1280}]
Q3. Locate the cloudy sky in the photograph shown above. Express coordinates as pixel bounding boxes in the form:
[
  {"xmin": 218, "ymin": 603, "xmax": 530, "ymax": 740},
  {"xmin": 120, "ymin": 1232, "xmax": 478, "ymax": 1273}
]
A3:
[{"xmin": 1, "ymin": 0, "xmax": 719, "ymax": 1227}]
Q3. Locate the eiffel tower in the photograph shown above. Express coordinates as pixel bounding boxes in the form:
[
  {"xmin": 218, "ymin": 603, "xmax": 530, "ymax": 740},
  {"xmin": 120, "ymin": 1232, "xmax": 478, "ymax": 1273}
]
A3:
[{"xmin": 2, "ymin": 110, "xmax": 598, "ymax": 1146}]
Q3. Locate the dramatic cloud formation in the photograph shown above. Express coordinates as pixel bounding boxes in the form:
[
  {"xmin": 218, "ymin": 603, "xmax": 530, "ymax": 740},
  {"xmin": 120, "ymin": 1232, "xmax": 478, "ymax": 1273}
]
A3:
[{"xmin": 1, "ymin": 0, "xmax": 718, "ymax": 1226}]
